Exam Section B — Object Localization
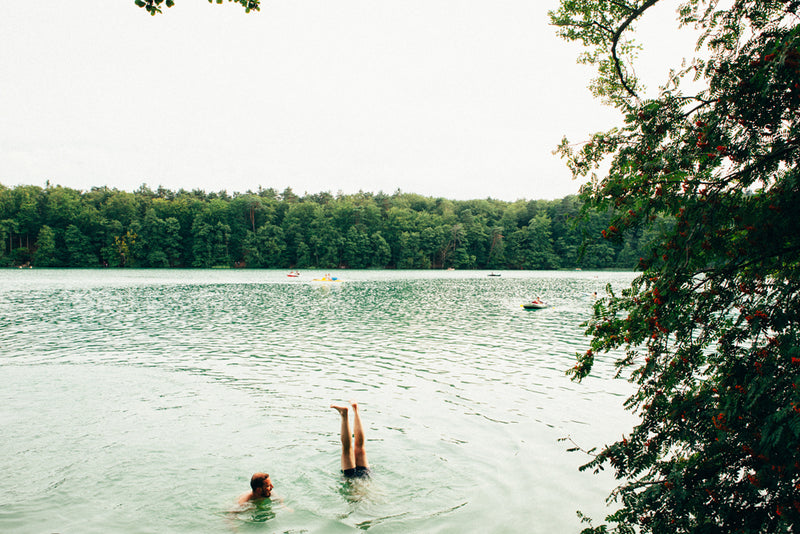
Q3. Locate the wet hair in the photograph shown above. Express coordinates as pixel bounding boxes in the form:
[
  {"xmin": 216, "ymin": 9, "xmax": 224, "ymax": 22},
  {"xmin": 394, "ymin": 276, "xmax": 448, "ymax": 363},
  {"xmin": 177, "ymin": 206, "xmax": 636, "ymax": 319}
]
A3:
[{"xmin": 250, "ymin": 472, "xmax": 270, "ymax": 492}]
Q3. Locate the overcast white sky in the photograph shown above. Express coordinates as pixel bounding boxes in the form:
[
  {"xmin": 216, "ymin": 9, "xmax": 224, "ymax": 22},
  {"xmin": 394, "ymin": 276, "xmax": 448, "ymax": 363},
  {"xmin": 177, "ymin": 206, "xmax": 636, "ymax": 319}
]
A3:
[{"xmin": 0, "ymin": 1, "xmax": 696, "ymax": 201}]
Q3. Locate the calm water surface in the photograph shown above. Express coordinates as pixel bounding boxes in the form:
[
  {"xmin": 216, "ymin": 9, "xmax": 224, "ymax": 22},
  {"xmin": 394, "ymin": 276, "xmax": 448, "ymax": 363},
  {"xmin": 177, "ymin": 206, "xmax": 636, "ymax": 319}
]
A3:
[{"xmin": 1, "ymin": 269, "xmax": 637, "ymax": 533}]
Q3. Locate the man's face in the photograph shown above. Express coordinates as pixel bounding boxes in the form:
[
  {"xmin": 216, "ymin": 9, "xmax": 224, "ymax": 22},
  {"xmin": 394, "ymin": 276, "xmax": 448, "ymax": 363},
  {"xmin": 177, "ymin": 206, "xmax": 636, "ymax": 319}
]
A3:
[{"xmin": 262, "ymin": 477, "xmax": 273, "ymax": 497}]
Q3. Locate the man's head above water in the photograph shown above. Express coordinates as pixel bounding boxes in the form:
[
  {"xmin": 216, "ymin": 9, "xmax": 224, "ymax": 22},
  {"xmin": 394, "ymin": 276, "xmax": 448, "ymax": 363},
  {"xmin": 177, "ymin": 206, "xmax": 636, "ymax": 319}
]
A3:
[{"xmin": 247, "ymin": 472, "xmax": 273, "ymax": 500}]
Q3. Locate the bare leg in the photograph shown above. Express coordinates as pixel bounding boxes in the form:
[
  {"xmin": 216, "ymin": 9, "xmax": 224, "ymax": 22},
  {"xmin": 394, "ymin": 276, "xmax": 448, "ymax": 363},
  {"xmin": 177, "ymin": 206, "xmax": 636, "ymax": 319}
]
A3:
[
  {"xmin": 331, "ymin": 405, "xmax": 355, "ymax": 471},
  {"xmin": 350, "ymin": 401, "xmax": 369, "ymax": 468}
]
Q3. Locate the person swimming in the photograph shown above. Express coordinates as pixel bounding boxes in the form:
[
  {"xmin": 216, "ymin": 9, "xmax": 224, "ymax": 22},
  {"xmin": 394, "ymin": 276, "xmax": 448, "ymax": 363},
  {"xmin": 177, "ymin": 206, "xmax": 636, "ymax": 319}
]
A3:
[
  {"xmin": 331, "ymin": 401, "xmax": 370, "ymax": 478},
  {"xmin": 239, "ymin": 402, "xmax": 369, "ymax": 507},
  {"xmin": 238, "ymin": 472, "xmax": 274, "ymax": 504}
]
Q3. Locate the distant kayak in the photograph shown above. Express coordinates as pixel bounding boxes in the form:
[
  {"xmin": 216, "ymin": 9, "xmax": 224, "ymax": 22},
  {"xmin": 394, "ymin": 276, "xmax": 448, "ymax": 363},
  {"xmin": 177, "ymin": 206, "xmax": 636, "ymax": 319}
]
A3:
[
  {"xmin": 488, "ymin": 273, "xmax": 501, "ymax": 277},
  {"xmin": 312, "ymin": 277, "xmax": 340, "ymax": 282}
]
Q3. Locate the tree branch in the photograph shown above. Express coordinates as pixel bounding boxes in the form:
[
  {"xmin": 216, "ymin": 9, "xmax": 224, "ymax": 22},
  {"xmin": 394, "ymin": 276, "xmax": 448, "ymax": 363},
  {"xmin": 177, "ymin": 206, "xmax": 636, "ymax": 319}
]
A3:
[{"xmin": 611, "ymin": 0, "xmax": 661, "ymax": 99}]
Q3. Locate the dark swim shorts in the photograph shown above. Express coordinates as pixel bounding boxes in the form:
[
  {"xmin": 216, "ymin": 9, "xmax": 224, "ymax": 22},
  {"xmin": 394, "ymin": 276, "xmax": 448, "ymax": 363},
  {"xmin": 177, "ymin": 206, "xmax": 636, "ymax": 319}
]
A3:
[{"xmin": 342, "ymin": 466, "xmax": 370, "ymax": 478}]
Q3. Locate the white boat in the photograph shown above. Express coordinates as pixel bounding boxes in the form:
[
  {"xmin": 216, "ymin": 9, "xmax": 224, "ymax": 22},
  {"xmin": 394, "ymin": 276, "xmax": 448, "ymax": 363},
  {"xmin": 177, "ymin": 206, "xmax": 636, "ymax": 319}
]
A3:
[{"xmin": 521, "ymin": 301, "xmax": 548, "ymax": 310}]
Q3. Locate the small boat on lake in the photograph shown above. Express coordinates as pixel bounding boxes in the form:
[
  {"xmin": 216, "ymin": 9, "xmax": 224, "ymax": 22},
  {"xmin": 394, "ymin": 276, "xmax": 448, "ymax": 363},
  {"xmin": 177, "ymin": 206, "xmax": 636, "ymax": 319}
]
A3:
[
  {"xmin": 488, "ymin": 272, "xmax": 501, "ymax": 277},
  {"xmin": 287, "ymin": 271, "xmax": 300, "ymax": 277},
  {"xmin": 312, "ymin": 274, "xmax": 340, "ymax": 282},
  {"xmin": 521, "ymin": 300, "xmax": 548, "ymax": 310}
]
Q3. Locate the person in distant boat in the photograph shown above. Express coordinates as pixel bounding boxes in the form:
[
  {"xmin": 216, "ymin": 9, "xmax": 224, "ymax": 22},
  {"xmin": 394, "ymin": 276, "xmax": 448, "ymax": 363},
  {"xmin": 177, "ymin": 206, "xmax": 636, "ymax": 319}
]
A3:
[
  {"xmin": 331, "ymin": 401, "xmax": 370, "ymax": 478},
  {"xmin": 531, "ymin": 297, "xmax": 544, "ymax": 304},
  {"xmin": 239, "ymin": 472, "xmax": 274, "ymax": 504}
]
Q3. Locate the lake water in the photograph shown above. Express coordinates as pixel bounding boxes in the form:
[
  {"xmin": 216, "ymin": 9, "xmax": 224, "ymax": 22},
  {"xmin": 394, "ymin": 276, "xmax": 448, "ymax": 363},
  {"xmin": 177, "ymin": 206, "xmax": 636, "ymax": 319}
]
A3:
[{"xmin": 1, "ymin": 269, "xmax": 637, "ymax": 534}]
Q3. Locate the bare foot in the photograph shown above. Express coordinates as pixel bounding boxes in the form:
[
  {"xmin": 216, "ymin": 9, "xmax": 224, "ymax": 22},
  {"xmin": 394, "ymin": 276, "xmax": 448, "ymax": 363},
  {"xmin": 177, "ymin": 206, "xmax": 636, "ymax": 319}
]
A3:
[
  {"xmin": 331, "ymin": 405, "xmax": 348, "ymax": 417},
  {"xmin": 349, "ymin": 400, "xmax": 359, "ymax": 411}
]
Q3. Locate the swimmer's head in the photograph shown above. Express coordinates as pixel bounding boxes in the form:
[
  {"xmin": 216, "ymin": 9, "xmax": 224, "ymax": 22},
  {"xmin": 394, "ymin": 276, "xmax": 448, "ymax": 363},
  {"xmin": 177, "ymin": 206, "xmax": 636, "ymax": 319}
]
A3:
[{"xmin": 250, "ymin": 472, "xmax": 273, "ymax": 498}]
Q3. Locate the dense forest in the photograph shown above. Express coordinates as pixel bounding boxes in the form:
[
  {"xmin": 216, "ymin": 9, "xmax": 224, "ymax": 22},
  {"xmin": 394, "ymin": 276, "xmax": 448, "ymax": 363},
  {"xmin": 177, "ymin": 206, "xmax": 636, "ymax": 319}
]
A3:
[{"xmin": 0, "ymin": 183, "xmax": 659, "ymax": 269}]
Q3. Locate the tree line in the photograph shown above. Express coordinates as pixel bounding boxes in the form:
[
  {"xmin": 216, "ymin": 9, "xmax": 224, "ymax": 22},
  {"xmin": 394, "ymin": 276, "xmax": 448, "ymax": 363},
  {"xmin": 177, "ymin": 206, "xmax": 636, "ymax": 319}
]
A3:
[{"xmin": 0, "ymin": 183, "xmax": 655, "ymax": 270}]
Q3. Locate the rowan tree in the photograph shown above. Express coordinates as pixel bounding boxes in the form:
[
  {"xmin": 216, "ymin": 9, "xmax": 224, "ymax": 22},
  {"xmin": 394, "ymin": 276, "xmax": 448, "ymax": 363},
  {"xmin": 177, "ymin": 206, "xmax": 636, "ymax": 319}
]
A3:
[
  {"xmin": 551, "ymin": 1, "xmax": 800, "ymax": 532},
  {"xmin": 134, "ymin": 0, "xmax": 259, "ymax": 16}
]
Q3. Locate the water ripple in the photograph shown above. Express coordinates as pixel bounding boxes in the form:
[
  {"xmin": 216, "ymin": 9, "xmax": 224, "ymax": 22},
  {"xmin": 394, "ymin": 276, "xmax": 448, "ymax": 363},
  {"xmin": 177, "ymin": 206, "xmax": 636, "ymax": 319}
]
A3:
[{"xmin": 1, "ymin": 269, "xmax": 636, "ymax": 533}]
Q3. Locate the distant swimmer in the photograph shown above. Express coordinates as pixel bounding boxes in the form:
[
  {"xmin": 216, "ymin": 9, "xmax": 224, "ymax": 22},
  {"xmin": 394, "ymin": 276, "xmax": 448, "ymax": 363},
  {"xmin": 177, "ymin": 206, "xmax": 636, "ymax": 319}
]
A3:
[
  {"xmin": 331, "ymin": 401, "xmax": 370, "ymax": 478},
  {"xmin": 238, "ymin": 472, "xmax": 274, "ymax": 504}
]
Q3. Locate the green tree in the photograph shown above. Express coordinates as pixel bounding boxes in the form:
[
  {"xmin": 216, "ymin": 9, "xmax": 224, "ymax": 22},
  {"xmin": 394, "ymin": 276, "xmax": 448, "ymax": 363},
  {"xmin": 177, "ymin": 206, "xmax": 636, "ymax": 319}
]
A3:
[
  {"xmin": 311, "ymin": 225, "xmax": 343, "ymax": 268},
  {"xmin": 114, "ymin": 230, "xmax": 137, "ymax": 267},
  {"xmin": 0, "ymin": 219, "xmax": 18, "ymax": 266},
  {"xmin": 153, "ymin": 195, "xmax": 203, "ymax": 266},
  {"xmin": 549, "ymin": 196, "xmax": 582, "ymax": 268},
  {"xmin": 370, "ymin": 231, "xmax": 391, "ymax": 268},
  {"xmin": 242, "ymin": 224, "xmax": 285, "ymax": 267},
  {"xmin": 282, "ymin": 202, "xmax": 323, "ymax": 266},
  {"xmin": 487, "ymin": 226, "xmax": 506, "ymax": 268},
  {"xmin": 102, "ymin": 190, "xmax": 138, "ymax": 228},
  {"xmin": 343, "ymin": 227, "xmax": 371, "ymax": 269},
  {"xmin": 135, "ymin": 0, "xmax": 259, "ymax": 16},
  {"xmin": 191, "ymin": 199, "xmax": 233, "ymax": 267},
  {"xmin": 398, "ymin": 231, "xmax": 427, "ymax": 269},
  {"xmin": 12, "ymin": 185, "xmax": 43, "ymax": 252},
  {"xmin": 228, "ymin": 194, "xmax": 270, "ymax": 264},
  {"xmin": 385, "ymin": 206, "xmax": 421, "ymax": 266},
  {"xmin": 64, "ymin": 224, "xmax": 98, "ymax": 267},
  {"xmin": 551, "ymin": 1, "xmax": 800, "ymax": 532},
  {"xmin": 33, "ymin": 225, "xmax": 58, "ymax": 267},
  {"xmin": 43, "ymin": 185, "xmax": 82, "ymax": 229},
  {"xmin": 100, "ymin": 219, "xmax": 125, "ymax": 267},
  {"xmin": 132, "ymin": 209, "xmax": 169, "ymax": 267},
  {"xmin": 507, "ymin": 215, "xmax": 559, "ymax": 270},
  {"xmin": 438, "ymin": 222, "xmax": 474, "ymax": 269},
  {"xmin": 420, "ymin": 225, "xmax": 447, "ymax": 268},
  {"xmin": 192, "ymin": 220, "xmax": 231, "ymax": 267},
  {"xmin": 163, "ymin": 217, "xmax": 183, "ymax": 267},
  {"xmin": 526, "ymin": 214, "xmax": 559, "ymax": 269},
  {"xmin": 295, "ymin": 240, "xmax": 312, "ymax": 268}
]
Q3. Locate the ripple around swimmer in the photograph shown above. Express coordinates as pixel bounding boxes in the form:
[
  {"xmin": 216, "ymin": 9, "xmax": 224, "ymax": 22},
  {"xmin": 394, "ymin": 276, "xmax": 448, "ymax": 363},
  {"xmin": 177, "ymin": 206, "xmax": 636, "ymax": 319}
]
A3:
[{"xmin": 0, "ymin": 269, "xmax": 638, "ymax": 533}]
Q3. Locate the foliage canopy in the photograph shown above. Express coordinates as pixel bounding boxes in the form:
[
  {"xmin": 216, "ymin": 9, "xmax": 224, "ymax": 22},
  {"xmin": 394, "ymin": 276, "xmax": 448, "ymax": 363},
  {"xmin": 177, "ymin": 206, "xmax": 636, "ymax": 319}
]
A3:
[
  {"xmin": 551, "ymin": 0, "xmax": 800, "ymax": 532},
  {"xmin": 134, "ymin": 0, "xmax": 259, "ymax": 16},
  {"xmin": 0, "ymin": 184, "xmax": 647, "ymax": 271}
]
